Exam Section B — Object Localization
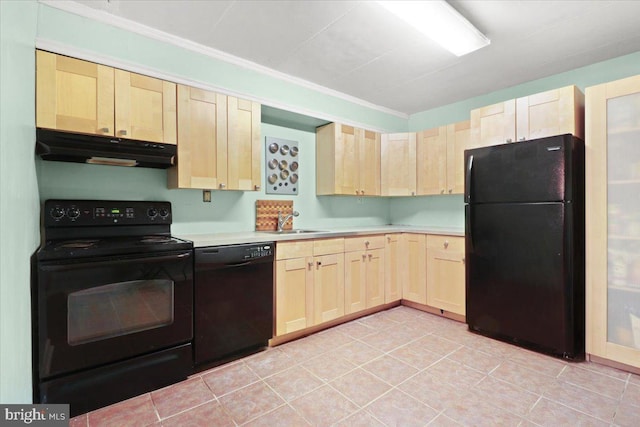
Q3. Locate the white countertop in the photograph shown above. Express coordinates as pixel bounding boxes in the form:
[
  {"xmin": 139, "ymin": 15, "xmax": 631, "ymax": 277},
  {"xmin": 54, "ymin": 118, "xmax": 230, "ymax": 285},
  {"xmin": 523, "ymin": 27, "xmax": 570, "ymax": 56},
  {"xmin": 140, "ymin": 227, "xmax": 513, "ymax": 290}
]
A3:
[{"xmin": 178, "ymin": 225, "xmax": 464, "ymax": 247}]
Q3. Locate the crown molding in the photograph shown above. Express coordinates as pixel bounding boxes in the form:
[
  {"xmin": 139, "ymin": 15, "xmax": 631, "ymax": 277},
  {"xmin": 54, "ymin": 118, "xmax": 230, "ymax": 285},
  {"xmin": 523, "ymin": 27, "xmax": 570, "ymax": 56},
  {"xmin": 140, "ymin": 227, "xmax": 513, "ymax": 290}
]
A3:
[{"xmin": 37, "ymin": 0, "xmax": 408, "ymax": 122}]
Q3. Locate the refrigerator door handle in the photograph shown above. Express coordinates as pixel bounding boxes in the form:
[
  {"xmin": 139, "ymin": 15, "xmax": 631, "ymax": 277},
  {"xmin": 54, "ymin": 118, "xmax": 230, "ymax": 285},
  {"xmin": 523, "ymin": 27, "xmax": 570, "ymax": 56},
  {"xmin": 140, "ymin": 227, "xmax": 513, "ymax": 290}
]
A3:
[
  {"xmin": 466, "ymin": 205, "xmax": 473, "ymax": 252},
  {"xmin": 465, "ymin": 154, "xmax": 474, "ymax": 203}
]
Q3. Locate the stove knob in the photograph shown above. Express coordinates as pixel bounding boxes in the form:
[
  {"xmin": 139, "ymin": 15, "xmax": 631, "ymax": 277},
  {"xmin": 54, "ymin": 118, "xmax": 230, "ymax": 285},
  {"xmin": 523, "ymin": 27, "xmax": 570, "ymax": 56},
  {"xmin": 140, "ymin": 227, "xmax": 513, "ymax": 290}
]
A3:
[
  {"xmin": 50, "ymin": 207, "xmax": 65, "ymax": 220},
  {"xmin": 158, "ymin": 208, "xmax": 169, "ymax": 219},
  {"xmin": 147, "ymin": 208, "xmax": 158, "ymax": 219},
  {"xmin": 66, "ymin": 207, "xmax": 80, "ymax": 219}
]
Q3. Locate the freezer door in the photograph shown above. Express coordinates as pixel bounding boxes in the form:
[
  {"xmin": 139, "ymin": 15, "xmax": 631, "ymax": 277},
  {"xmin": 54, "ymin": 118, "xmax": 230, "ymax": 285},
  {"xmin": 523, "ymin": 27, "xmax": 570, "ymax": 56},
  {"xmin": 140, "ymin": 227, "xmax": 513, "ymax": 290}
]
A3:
[
  {"xmin": 464, "ymin": 134, "xmax": 579, "ymax": 204},
  {"xmin": 465, "ymin": 202, "xmax": 582, "ymax": 357}
]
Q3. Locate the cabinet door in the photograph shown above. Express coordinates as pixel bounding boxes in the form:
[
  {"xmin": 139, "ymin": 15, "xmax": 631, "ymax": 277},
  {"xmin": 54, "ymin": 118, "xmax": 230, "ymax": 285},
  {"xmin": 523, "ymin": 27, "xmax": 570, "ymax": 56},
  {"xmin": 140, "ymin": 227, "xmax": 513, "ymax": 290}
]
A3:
[
  {"xmin": 366, "ymin": 248, "xmax": 385, "ymax": 308},
  {"xmin": 586, "ymin": 75, "xmax": 640, "ymax": 368},
  {"xmin": 36, "ymin": 50, "xmax": 114, "ymax": 135},
  {"xmin": 470, "ymin": 100, "xmax": 516, "ymax": 147},
  {"xmin": 344, "ymin": 251, "xmax": 366, "ymax": 314},
  {"xmin": 169, "ymin": 85, "xmax": 227, "ymax": 189},
  {"xmin": 276, "ymin": 257, "xmax": 313, "ymax": 336},
  {"xmin": 516, "ymin": 85, "xmax": 584, "ymax": 141},
  {"xmin": 359, "ymin": 129, "xmax": 381, "ymax": 196},
  {"xmin": 381, "ymin": 132, "xmax": 417, "ymax": 196},
  {"xmin": 114, "ymin": 70, "xmax": 177, "ymax": 144},
  {"xmin": 416, "ymin": 126, "xmax": 447, "ymax": 195},
  {"xmin": 227, "ymin": 97, "xmax": 261, "ymax": 191},
  {"xmin": 313, "ymin": 253, "xmax": 345, "ymax": 324},
  {"xmin": 402, "ymin": 234, "xmax": 427, "ymax": 304},
  {"xmin": 446, "ymin": 120, "xmax": 471, "ymax": 195},
  {"xmin": 426, "ymin": 236, "xmax": 465, "ymax": 315},
  {"xmin": 384, "ymin": 234, "xmax": 402, "ymax": 303},
  {"xmin": 337, "ymin": 124, "xmax": 360, "ymax": 195}
]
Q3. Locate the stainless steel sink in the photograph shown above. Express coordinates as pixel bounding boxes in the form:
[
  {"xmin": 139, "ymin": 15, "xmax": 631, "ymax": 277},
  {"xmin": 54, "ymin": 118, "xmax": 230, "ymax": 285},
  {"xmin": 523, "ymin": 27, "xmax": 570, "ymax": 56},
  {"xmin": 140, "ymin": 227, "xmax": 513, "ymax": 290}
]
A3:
[{"xmin": 261, "ymin": 229, "xmax": 325, "ymax": 234}]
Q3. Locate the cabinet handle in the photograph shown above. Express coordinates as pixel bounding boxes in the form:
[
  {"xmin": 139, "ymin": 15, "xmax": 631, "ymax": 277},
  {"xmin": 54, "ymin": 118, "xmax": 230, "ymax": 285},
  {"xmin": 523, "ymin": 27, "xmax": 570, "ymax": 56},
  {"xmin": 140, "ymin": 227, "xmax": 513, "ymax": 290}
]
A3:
[
  {"xmin": 411, "ymin": 191, "xmax": 415, "ymax": 196},
  {"xmin": 254, "ymin": 185, "xmax": 261, "ymax": 191},
  {"xmin": 119, "ymin": 130, "xmax": 127, "ymax": 136},
  {"xmin": 441, "ymin": 189, "xmax": 445, "ymax": 194},
  {"xmin": 355, "ymin": 190, "xmax": 359, "ymax": 195},
  {"xmin": 448, "ymin": 189, "xmax": 452, "ymax": 194},
  {"xmin": 362, "ymin": 254, "xmax": 366, "ymax": 260},
  {"xmin": 308, "ymin": 262, "xmax": 313, "ymax": 269},
  {"xmin": 519, "ymin": 137, "xmax": 526, "ymax": 141},
  {"xmin": 506, "ymin": 138, "xmax": 513, "ymax": 143},
  {"xmin": 368, "ymin": 254, "xmax": 372, "ymax": 260},
  {"xmin": 361, "ymin": 190, "xmax": 365, "ymax": 195},
  {"xmin": 100, "ymin": 127, "xmax": 109, "ymax": 133},
  {"xmin": 365, "ymin": 240, "xmax": 370, "ymax": 247},
  {"xmin": 462, "ymin": 257, "xmax": 465, "ymax": 264},
  {"xmin": 444, "ymin": 241, "xmax": 449, "ymax": 249},
  {"xmin": 316, "ymin": 261, "xmax": 322, "ymax": 269},
  {"xmin": 219, "ymin": 183, "xmax": 226, "ymax": 189},
  {"xmin": 387, "ymin": 236, "xmax": 391, "ymax": 242}
]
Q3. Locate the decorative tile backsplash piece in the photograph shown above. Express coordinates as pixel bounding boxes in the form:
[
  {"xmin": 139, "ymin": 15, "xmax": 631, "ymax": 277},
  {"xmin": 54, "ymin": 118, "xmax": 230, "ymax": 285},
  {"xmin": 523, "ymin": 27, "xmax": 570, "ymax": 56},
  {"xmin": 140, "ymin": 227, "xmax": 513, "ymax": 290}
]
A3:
[
  {"xmin": 255, "ymin": 200, "xmax": 293, "ymax": 231},
  {"xmin": 265, "ymin": 136, "xmax": 299, "ymax": 195}
]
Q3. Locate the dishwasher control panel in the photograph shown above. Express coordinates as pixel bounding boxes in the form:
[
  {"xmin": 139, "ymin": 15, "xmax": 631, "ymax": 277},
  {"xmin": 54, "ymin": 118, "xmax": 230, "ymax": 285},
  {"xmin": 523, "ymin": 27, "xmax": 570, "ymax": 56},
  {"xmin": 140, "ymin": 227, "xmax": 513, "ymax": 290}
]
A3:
[{"xmin": 245, "ymin": 244, "xmax": 273, "ymax": 259}]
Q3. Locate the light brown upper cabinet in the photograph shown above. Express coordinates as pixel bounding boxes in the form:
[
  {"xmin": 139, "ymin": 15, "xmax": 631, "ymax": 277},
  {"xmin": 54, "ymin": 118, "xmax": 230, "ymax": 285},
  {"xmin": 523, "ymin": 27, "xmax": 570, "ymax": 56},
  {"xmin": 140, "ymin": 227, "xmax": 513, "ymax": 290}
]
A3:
[
  {"xmin": 227, "ymin": 97, "xmax": 261, "ymax": 191},
  {"xmin": 585, "ymin": 74, "xmax": 640, "ymax": 370},
  {"xmin": 415, "ymin": 121, "xmax": 471, "ymax": 195},
  {"xmin": 36, "ymin": 50, "xmax": 114, "ymax": 136},
  {"xmin": 471, "ymin": 85, "xmax": 584, "ymax": 147},
  {"xmin": 36, "ymin": 50, "xmax": 176, "ymax": 144},
  {"xmin": 316, "ymin": 123, "xmax": 381, "ymax": 196},
  {"xmin": 114, "ymin": 70, "xmax": 176, "ymax": 144},
  {"xmin": 168, "ymin": 86, "xmax": 227, "ymax": 189},
  {"xmin": 168, "ymin": 85, "xmax": 261, "ymax": 191},
  {"xmin": 381, "ymin": 132, "xmax": 417, "ymax": 196}
]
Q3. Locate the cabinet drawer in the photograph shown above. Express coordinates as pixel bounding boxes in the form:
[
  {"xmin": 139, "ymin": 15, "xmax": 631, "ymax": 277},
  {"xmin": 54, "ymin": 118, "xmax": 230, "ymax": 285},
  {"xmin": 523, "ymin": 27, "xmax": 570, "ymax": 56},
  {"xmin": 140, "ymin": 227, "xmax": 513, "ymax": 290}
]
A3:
[
  {"xmin": 313, "ymin": 238, "xmax": 345, "ymax": 256},
  {"xmin": 344, "ymin": 235, "xmax": 385, "ymax": 252},
  {"xmin": 276, "ymin": 240, "xmax": 313, "ymax": 260},
  {"xmin": 426, "ymin": 235, "xmax": 464, "ymax": 252}
]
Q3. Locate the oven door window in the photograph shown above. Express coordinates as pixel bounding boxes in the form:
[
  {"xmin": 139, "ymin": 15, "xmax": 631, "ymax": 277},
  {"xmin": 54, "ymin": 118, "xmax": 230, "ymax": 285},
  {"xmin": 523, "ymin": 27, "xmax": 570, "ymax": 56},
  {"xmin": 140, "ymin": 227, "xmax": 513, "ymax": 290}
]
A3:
[{"xmin": 68, "ymin": 279, "xmax": 174, "ymax": 346}]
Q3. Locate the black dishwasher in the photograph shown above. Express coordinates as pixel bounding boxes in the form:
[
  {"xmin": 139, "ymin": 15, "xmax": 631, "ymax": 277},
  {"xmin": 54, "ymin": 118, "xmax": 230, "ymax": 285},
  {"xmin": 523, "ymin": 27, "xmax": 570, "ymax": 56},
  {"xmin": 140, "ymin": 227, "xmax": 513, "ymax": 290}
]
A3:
[{"xmin": 194, "ymin": 242, "xmax": 274, "ymax": 367}]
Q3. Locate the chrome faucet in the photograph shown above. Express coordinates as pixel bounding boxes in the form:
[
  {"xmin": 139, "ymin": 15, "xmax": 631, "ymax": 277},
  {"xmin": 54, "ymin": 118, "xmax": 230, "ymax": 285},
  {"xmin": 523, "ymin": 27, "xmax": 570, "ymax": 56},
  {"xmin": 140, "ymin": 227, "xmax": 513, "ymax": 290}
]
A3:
[{"xmin": 277, "ymin": 210, "xmax": 299, "ymax": 232}]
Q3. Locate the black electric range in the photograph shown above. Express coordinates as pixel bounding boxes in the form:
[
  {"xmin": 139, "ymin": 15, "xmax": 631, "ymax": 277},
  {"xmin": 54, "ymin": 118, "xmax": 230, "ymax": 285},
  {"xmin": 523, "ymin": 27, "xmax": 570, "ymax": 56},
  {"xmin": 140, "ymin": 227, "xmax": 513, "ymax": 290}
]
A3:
[{"xmin": 33, "ymin": 199, "xmax": 194, "ymax": 416}]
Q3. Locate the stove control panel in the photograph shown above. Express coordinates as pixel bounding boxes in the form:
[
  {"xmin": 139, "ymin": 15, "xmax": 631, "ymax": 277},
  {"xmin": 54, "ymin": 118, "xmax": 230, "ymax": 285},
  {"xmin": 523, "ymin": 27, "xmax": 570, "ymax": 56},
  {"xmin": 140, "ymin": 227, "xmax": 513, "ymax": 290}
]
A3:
[{"xmin": 44, "ymin": 200, "xmax": 173, "ymax": 226}]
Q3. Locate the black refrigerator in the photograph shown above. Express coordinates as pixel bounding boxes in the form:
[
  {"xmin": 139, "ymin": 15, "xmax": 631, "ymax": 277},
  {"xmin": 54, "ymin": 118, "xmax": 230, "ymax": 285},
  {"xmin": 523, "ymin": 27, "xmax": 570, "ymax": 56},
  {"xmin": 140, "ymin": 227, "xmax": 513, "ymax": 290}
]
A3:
[{"xmin": 464, "ymin": 134, "xmax": 585, "ymax": 360}]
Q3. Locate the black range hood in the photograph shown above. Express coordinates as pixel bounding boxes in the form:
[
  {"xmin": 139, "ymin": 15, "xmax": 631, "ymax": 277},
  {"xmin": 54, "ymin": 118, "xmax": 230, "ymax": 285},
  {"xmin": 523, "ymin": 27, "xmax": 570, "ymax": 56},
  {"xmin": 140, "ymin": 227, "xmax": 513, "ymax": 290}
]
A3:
[{"xmin": 36, "ymin": 128, "xmax": 176, "ymax": 169}]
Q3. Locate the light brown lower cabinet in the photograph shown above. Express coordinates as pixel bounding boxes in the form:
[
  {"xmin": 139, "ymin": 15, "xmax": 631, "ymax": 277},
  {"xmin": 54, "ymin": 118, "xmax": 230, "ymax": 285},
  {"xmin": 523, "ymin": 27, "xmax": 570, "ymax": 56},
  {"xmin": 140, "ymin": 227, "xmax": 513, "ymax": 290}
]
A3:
[
  {"xmin": 275, "ymin": 233, "xmax": 465, "ymax": 338},
  {"xmin": 275, "ymin": 241, "xmax": 314, "ymax": 336},
  {"xmin": 275, "ymin": 239, "xmax": 344, "ymax": 336},
  {"xmin": 344, "ymin": 236, "xmax": 385, "ymax": 315},
  {"xmin": 402, "ymin": 234, "xmax": 427, "ymax": 305},
  {"xmin": 426, "ymin": 235, "xmax": 466, "ymax": 316},
  {"xmin": 384, "ymin": 234, "xmax": 403, "ymax": 303}
]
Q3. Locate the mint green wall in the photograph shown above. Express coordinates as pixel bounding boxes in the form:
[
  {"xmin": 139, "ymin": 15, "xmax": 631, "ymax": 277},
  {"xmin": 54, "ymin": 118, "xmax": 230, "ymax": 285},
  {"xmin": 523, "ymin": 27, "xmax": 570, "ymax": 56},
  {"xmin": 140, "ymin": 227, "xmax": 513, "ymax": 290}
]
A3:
[
  {"xmin": 0, "ymin": 0, "xmax": 39, "ymax": 404},
  {"xmin": 38, "ymin": 123, "xmax": 391, "ymax": 234},
  {"xmin": 36, "ymin": 4, "xmax": 407, "ymax": 132},
  {"xmin": 392, "ymin": 51, "xmax": 640, "ymax": 228}
]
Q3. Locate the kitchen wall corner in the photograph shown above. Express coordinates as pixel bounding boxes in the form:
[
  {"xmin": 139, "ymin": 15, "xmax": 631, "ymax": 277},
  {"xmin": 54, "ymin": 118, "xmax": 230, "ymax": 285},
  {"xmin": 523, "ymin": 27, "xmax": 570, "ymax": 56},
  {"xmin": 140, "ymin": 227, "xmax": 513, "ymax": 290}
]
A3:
[{"xmin": 0, "ymin": 0, "xmax": 39, "ymax": 404}]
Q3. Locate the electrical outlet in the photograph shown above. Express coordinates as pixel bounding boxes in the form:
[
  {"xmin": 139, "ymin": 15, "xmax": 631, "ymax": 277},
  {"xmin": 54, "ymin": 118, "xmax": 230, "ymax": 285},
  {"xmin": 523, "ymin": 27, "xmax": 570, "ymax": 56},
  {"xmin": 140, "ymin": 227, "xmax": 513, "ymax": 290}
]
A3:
[{"xmin": 203, "ymin": 190, "xmax": 211, "ymax": 203}]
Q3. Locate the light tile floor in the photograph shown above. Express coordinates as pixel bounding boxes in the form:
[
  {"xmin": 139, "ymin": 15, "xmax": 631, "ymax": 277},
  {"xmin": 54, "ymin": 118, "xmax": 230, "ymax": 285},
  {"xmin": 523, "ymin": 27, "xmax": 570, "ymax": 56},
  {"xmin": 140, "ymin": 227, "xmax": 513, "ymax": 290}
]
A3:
[{"xmin": 70, "ymin": 306, "xmax": 640, "ymax": 427}]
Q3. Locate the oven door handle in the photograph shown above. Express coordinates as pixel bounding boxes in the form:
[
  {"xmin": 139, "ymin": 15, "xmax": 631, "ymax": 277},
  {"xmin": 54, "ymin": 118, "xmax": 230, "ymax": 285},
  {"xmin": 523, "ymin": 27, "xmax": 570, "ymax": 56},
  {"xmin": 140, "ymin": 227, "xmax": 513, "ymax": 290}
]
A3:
[{"xmin": 39, "ymin": 251, "xmax": 192, "ymax": 271}]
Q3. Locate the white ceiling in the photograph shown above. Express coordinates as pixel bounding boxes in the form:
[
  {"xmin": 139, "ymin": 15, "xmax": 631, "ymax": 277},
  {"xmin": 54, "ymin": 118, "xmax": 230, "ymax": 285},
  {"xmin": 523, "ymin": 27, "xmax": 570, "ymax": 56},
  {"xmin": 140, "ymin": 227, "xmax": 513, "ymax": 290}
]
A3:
[{"xmin": 66, "ymin": 0, "xmax": 640, "ymax": 116}]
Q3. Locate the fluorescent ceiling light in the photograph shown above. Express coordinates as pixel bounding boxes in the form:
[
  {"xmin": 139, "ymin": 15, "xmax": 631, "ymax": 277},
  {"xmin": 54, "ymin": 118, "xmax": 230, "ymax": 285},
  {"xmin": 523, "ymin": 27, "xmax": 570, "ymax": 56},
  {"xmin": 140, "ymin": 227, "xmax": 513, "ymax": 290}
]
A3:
[{"xmin": 378, "ymin": 0, "xmax": 490, "ymax": 56}]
